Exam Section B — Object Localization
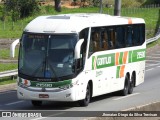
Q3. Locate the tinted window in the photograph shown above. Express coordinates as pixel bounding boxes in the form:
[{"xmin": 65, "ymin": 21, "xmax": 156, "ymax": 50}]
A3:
[{"xmin": 88, "ymin": 24, "xmax": 145, "ymax": 57}]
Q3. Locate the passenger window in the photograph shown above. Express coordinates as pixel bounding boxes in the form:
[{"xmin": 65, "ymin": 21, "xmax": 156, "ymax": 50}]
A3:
[
  {"xmin": 139, "ymin": 25, "xmax": 145, "ymax": 45},
  {"xmin": 93, "ymin": 32, "xmax": 101, "ymax": 52},
  {"xmin": 101, "ymin": 31, "xmax": 108, "ymax": 50},
  {"xmin": 108, "ymin": 29, "xmax": 116, "ymax": 49},
  {"xmin": 133, "ymin": 25, "xmax": 145, "ymax": 46},
  {"xmin": 88, "ymin": 24, "xmax": 145, "ymax": 55},
  {"xmin": 126, "ymin": 26, "xmax": 133, "ymax": 47},
  {"xmin": 133, "ymin": 26, "xmax": 139, "ymax": 46},
  {"xmin": 116, "ymin": 27, "xmax": 125, "ymax": 48}
]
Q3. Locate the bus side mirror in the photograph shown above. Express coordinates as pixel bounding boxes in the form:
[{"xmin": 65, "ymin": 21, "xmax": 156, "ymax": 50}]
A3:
[
  {"xmin": 10, "ymin": 39, "xmax": 20, "ymax": 58},
  {"xmin": 75, "ymin": 39, "xmax": 84, "ymax": 59}
]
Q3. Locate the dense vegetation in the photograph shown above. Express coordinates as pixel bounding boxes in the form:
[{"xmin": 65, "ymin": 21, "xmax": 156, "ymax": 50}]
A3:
[
  {"xmin": 2, "ymin": 0, "xmax": 39, "ymax": 21},
  {"xmin": 0, "ymin": 0, "xmax": 159, "ymax": 39}
]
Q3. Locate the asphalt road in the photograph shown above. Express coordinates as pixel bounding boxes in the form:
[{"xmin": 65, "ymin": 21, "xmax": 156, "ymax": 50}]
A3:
[{"xmin": 0, "ymin": 46, "xmax": 160, "ymax": 119}]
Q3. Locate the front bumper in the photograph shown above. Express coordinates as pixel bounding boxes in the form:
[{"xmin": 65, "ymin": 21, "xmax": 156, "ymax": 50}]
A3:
[{"xmin": 17, "ymin": 86, "xmax": 77, "ymax": 101}]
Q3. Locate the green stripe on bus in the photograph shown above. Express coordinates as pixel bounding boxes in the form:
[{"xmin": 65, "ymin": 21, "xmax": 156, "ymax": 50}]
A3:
[
  {"xmin": 119, "ymin": 52, "xmax": 123, "ymax": 65},
  {"xmin": 132, "ymin": 49, "xmax": 146, "ymax": 62},
  {"xmin": 32, "ymin": 80, "xmax": 72, "ymax": 88},
  {"xmin": 92, "ymin": 56, "xmax": 95, "ymax": 70},
  {"xmin": 129, "ymin": 51, "xmax": 133, "ymax": 63},
  {"xmin": 92, "ymin": 48, "xmax": 146, "ymax": 70},
  {"xmin": 116, "ymin": 66, "xmax": 121, "ymax": 78},
  {"xmin": 19, "ymin": 79, "xmax": 72, "ymax": 88}
]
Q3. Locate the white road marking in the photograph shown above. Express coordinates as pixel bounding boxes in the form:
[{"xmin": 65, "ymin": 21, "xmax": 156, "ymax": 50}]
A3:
[
  {"xmin": 146, "ymin": 68, "xmax": 154, "ymax": 72},
  {"xmin": 152, "ymin": 53, "xmax": 160, "ymax": 56},
  {"xmin": 0, "ymin": 91, "xmax": 16, "ymax": 95},
  {"xmin": 146, "ymin": 60, "xmax": 160, "ymax": 62},
  {"xmin": 30, "ymin": 117, "xmax": 47, "ymax": 120},
  {"xmin": 5, "ymin": 100, "xmax": 24, "ymax": 106},
  {"xmin": 113, "ymin": 93, "xmax": 140, "ymax": 101},
  {"xmin": 145, "ymin": 63, "xmax": 159, "ymax": 67},
  {"xmin": 155, "ymin": 51, "xmax": 160, "ymax": 53},
  {"xmin": 147, "ymin": 56, "xmax": 160, "ymax": 58}
]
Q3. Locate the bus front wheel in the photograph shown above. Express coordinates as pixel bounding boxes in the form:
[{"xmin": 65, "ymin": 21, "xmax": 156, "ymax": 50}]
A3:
[
  {"xmin": 78, "ymin": 84, "xmax": 91, "ymax": 106},
  {"xmin": 31, "ymin": 100, "xmax": 42, "ymax": 106}
]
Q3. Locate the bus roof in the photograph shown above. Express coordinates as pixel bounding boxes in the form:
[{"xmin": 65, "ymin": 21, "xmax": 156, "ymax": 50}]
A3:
[{"xmin": 24, "ymin": 13, "xmax": 145, "ymax": 34}]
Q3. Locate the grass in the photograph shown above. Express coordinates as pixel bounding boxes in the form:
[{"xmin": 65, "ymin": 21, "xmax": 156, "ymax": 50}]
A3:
[
  {"xmin": 0, "ymin": 49, "xmax": 11, "ymax": 59},
  {"xmin": 0, "ymin": 78, "xmax": 16, "ymax": 85},
  {"xmin": 0, "ymin": 30, "xmax": 23, "ymax": 39},
  {"xmin": 0, "ymin": 48, "xmax": 19, "ymax": 59},
  {"xmin": 0, "ymin": 63, "xmax": 17, "ymax": 72}
]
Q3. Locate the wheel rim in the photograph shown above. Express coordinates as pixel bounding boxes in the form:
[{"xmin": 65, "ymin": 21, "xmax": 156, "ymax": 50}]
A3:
[
  {"xmin": 131, "ymin": 75, "xmax": 135, "ymax": 87},
  {"xmin": 85, "ymin": 86, "xmax": 90, "ymax": 102},
  {"xmin": 129, "ymin": 76, "xmax": 134, "ymax": 93},
  {"xmin": 124, "ymin": 83, "xmax": 128, "ymax": 92},
  {"xmin": 130, "ymin": 80, "xmax": 134, "ymax": 88},
  {"xmin": 125, "ymin": 79, "xmax": 128, "ymax": 90},
  {"xmin": 124, "ymin": 76, "xmax": 129, "ymax": 95}
]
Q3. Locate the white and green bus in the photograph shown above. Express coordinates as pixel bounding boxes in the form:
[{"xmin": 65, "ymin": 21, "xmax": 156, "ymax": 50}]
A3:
[{"xmin": 13, "ymin": 13, "xmax": 146, "ymax": 106}]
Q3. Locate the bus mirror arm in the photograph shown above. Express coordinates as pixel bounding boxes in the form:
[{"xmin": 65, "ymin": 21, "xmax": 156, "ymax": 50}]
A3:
[
  {"xmin": 10, "ymin": 39, "xmax": 20, "ymax": 58},
  {"xmin": 72, "ymin": 60, "xmax": 76, "ymax": 73},
  {"xmin": 74, "ymin": 59, "xmax": 82, "ymax": 74},
  {"xmin": 75, "ymin": 39, "xmax": 84, "ymax": 59}
]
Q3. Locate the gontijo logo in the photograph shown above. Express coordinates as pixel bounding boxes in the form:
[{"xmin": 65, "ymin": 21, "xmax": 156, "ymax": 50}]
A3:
[
  {"xmin": 92, "ymin": 49, "xmax": 146, "ymax": 78},
  {"xmin": 92, "ymin": 53, "xmax": 115, "ymax": 70}
]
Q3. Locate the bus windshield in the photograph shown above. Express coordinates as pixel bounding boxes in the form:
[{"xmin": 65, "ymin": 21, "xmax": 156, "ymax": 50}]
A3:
[{"xmin": 19, "ymin": 33, "xmax": 78, "ymax": 81}]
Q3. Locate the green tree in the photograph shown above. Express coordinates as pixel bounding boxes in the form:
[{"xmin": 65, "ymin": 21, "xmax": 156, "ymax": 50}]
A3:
[
  {"xmin": 4, "ymin": 0, "xmax": 39, "ymax": 21},
  {"xmin": 92, "ymin": 0, "xmax": 100, "ymax": 7}
]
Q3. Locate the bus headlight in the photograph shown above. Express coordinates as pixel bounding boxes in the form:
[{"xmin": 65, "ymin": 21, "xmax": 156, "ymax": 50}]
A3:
[{"xmin": 18, "ymin": 78, "xmax": 30, "ymax": 88}]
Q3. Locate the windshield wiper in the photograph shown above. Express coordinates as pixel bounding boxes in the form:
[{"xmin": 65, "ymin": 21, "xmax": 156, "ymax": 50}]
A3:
[
  {"xmin": 31, "ymin": 57, "xmax": 45, "ymax": 76},
  {"xmin": 31, "ymin": 57, "xmax": 60, "ymax": 81},
  {"xmin": 46, "ymin": 57, "xmax": 61, "ymax": 82}
]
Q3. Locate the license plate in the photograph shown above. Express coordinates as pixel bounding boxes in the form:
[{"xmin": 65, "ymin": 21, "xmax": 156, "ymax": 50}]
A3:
[{"xmin": 39, "ymin": 94, "xmax": 49, "ymax": 98}]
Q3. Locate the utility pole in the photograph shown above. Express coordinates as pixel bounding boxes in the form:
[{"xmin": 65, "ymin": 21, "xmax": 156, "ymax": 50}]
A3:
[
  {"xmin": 114, "ymin": 0, "xmax": 121, "ymax": 16},
  {"xmin": 99, "ymin": 0, "xmax": 103, "ymax": 13}
]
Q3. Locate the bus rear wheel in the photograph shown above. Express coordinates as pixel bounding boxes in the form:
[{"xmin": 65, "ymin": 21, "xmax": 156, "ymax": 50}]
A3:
[
  {"xmin": 31, "ymin": 100, "xmax": 42, "ymax": 106},
  {"xmin": 78, "ymin": 84, "xmax": 91, "ymax": 106},
  {"xmin": 128, "ymin": 74, "xmax": 135, "ymax": 94},
  {"xmin": 121, "ymin": 75, "xmax": 129, "ymax": 96}
]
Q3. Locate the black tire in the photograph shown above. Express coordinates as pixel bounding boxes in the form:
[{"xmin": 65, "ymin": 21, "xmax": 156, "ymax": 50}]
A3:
[
  {"xmin": 128, "ymin": 74, "xmax": 135, "ymax": 94},
  {"xmin": 121, "ymin": 75, "xmax": 129, "ymax": 96},
  {"xmin": 78, "ymin": 84, "xmax": 91, "ymax": 106},
  {"xmin": 31, "ymin": 100, "xmax": 42, "ymax": 106}
]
